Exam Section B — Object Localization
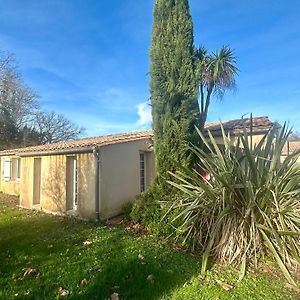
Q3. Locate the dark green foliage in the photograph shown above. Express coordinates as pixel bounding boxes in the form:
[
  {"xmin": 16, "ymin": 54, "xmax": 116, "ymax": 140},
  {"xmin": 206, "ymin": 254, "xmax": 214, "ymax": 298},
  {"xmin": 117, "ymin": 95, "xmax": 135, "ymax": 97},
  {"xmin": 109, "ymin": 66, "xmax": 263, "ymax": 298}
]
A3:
[
  {"xmin": 150, "ymin": 0, "xmax": 200, "ymax": 183},
  {"xmin": 0, "ymin": 106, "xmax": 19, "ymax": 149},
  {"xmin": 0, "ymin": 107, "xmax": 41, "ymax": 149},
  {"xmin": 130, "ymin": 185, "xmax": 186, "ymax": 238},
  {"xmin": 122, "ymin": 201, "xmax": 133, "ymax": 219},
  {"xmin": 134, "ymin": 0, "xmax": 201, "ymax": 234}
]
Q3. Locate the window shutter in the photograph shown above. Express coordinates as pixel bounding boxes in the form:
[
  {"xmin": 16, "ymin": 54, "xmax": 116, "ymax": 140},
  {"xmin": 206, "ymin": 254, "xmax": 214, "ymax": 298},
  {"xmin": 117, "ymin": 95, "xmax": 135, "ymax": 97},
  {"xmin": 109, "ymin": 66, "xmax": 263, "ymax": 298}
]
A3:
[{"xmin": 3, "ymin": 158, "xmax": 11, "ymax": 181}]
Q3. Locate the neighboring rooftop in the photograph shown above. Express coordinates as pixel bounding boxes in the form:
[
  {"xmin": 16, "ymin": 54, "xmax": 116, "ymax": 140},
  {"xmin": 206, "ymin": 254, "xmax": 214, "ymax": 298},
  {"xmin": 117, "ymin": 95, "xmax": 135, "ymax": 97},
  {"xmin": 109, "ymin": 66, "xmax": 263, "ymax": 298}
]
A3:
[
  {"xmin": 282, "ymin": 140, "xmax": 300, "ymax": 156},
  {"xmin": 0, "ymin": 116, "xmax": 275, "ymax": 156},
  {"xmin": 204, "ymin": 116, "xmax": 274, "ymax": 136}
]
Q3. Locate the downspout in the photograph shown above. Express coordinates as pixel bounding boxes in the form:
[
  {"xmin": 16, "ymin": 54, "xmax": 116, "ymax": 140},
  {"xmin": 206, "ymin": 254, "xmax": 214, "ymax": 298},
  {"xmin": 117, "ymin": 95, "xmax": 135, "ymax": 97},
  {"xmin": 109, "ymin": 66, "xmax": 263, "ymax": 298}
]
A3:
[{"xmin": 93, "ymin": 147, "xmax": 101, "ymax": 222}]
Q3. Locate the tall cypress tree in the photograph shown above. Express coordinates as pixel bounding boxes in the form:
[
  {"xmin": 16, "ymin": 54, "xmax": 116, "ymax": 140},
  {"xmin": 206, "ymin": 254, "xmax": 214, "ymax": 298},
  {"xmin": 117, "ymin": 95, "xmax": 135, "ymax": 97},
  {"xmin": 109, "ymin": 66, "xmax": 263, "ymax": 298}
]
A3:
[{"xmin": 150, "ymin": 0, "xmax": 199, "ymax": 184}]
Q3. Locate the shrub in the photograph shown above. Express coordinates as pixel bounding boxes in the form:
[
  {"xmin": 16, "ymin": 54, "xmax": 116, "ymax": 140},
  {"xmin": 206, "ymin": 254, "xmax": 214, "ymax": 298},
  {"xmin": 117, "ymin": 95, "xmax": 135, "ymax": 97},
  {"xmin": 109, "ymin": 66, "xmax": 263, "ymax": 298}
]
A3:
[
  {"xmin": 122, "ymin": 201, "xmax": 133, "ymax": 219},
  {"xmin": 168, "ymin": 123, "xmax": 300, "ymax": 285},
  {"xmin": 129, "ymin": 183, "xmax": 180, "ymax": 237}
]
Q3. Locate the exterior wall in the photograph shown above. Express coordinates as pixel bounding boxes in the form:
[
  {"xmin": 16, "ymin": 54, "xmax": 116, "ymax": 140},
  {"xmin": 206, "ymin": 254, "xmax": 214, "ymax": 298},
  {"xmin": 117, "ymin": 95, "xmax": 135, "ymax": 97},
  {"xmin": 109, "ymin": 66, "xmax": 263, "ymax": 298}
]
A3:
[
  {"xmin": 0, "ymin": 156, "xmax": 21, "ymax": 196},
  {"xmin": 213, "ymin": 133, "xmax": 266, "ymax": 146},
  {"xmin": 20, "ymin": 156, "xmax": 34, "ymax": 208},
  {"xmin": 1, "ymin": 138, "xmax": 154, "ymax": 220},
  {"xmin": 76, "ymin": 153, "xmax": 96, "ymax": 219},
  {"xmin": 20, "ymin": 155, "xmax": 67, "ymax": 211},
  {"xmin": 20, "ymin": 153, "xmax": 96, "ymax": 219},
  {"xmin": 100, "ymin": 139, "xmax": 154, "ymax": 218}
]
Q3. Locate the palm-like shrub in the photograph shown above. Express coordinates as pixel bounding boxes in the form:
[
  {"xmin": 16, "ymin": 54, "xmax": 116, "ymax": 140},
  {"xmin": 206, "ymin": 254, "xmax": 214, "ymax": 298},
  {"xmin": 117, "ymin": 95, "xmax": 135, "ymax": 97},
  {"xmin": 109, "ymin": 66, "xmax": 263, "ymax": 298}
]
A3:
[{"xmin": 168, "ymin": 124, "xmax": 300, "ymax": 285}]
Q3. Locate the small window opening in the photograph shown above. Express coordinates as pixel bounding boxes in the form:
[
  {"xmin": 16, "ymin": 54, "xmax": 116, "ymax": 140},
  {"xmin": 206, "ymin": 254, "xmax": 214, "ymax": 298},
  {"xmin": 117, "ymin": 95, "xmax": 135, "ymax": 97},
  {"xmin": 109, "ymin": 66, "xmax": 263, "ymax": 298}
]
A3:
[{"xmin": 140, "ymin": 152, "xmax": 146, "ymax": 192}]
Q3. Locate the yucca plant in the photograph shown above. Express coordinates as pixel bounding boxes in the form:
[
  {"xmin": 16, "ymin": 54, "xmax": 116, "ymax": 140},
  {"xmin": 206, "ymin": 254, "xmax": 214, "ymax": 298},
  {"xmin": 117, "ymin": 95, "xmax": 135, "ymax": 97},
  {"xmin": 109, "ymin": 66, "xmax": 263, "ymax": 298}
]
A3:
[{"xmin": 167, "ymin": 122, "xmax": 300, "ymax": 285}]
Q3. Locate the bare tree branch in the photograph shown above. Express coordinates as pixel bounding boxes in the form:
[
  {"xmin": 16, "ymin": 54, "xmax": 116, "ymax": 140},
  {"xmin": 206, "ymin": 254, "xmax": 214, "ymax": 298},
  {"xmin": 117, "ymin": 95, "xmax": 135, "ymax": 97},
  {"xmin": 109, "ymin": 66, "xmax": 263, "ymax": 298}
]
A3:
[{"xmin": 33, "ymin": 111, "xmax": 85, "ymax": 144}]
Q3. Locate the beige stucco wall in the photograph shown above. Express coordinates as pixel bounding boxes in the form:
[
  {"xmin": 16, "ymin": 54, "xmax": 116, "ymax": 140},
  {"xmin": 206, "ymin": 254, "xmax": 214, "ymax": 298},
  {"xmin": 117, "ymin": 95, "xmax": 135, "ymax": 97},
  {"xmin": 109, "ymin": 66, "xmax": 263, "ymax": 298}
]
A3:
[
  {"xmin": 20, "ymin": 155, "xmax": 66, "ymax": 211},
  {"xmin": 0, "ymin": 156, "xmax": 21, "ymax": 196},
  {"xmin": 213, "ymin": 133, "xmax": 266, "ymax": 146},
  {"xmin": 19, "ymin": 153, "xmax": 96, "ymax": 219},
  {"xmin": 0, "ymin": 138, "xmax": 154, "ymax": 220},
  {"xmin": 100, "ymin": 138, "xmax": 154, "ymax": 218},
  {"xmin": 76, "ymin": 153, "xmax": 96, "ymax": 219}
]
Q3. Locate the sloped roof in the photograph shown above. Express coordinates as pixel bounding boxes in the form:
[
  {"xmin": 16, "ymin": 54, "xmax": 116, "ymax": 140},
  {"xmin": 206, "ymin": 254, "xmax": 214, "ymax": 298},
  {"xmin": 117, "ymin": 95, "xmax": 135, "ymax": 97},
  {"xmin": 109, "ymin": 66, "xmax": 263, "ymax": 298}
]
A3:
[
  {"xmin": 282, "ymin": 140, "xmax": 300, "ymax": 156},
  {"xmin": 204, "ymin": 116, "xmax": 273, "ymax": 136},
  {"xmin": 0, "ymin": 116, "xmax": 274, "ymax": 156},
  {"xmin": 0, "ymin": 131, "xmax": 153, "ymax": 156}
]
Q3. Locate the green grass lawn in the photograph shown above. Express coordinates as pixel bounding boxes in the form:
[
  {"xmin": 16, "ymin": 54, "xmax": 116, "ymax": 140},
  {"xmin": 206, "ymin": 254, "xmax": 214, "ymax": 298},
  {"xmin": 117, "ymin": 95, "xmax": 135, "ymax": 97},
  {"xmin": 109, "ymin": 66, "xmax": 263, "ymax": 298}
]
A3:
[{"xmin": 0, "ymin": 194, "xmax": 298, "ymax": 300}]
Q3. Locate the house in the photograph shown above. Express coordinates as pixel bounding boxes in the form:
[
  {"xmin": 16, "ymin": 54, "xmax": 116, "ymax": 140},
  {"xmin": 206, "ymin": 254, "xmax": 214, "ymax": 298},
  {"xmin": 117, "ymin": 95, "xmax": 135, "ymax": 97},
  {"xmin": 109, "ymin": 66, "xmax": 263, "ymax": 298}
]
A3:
[
  {"xmin": 0, "ymin": 116, "xmax": 276, "ymax": 220},
  {"xmin": 0, "ymin": 131, "xmax": 155, "ymax": 220},
  {"xmin": 282, "ymin": 140, "xmax": 300, "ymax": 162},
  {"xmin": 204, "ymin": 115, "xmax": 276, "ymax": 144}
]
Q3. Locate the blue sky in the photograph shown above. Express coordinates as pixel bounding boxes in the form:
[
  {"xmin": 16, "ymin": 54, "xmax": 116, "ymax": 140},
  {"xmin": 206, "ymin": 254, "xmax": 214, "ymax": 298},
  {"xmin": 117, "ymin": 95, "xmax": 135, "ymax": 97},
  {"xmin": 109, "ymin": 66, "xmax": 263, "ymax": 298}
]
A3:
[{"xmin": 0, "ymin": 0, "xmax": 299, "ymax": 136}]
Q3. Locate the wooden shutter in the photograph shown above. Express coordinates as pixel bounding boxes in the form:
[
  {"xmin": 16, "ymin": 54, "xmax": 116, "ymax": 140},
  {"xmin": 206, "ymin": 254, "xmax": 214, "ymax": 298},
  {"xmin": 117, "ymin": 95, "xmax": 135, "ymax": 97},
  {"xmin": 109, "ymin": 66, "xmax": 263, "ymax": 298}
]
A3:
[{"xmin": 3, "ymin": 158, "xmax": 11, "ymax": 181}]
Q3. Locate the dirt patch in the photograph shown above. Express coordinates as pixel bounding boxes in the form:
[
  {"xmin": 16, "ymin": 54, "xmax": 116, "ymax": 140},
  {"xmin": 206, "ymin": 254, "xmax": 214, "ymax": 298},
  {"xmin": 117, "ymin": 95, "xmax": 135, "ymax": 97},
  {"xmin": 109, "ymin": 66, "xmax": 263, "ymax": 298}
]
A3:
[{"xmin": 0, "ymin": 193, "xmax": 19, "ymax": 208}]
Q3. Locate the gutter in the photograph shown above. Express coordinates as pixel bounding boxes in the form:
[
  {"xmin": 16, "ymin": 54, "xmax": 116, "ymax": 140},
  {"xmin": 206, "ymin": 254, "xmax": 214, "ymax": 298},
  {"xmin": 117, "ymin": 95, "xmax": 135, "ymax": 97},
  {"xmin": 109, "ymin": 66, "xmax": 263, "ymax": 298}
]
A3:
[
  {"xmin": 16, "ymin": 147, "xmax": 95, "ymax": 157},
  {"xmin": 93, "ymin": 147, "xmax": 101, "ymax": 222}
]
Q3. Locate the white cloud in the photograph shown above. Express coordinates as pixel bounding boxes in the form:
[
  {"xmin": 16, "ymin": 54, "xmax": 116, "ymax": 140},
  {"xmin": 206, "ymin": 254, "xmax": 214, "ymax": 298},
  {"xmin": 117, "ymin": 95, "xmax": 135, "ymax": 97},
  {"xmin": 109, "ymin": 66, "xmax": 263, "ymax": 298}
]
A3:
[{"xmin": 136, "ymin": 102, "xmax": 152, "ymax": 127}]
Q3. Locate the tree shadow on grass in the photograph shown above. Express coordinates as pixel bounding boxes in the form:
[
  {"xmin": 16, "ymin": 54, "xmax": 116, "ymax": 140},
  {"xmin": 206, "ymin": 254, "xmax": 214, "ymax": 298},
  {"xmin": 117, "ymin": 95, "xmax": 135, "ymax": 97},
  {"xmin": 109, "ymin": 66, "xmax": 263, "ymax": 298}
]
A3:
[
  {"xmin": 0, "ymin": 208, "xmax": 199, "ymax": 300},
  {"xmin": 71, "ymin": 231, "xmax": 199, "ymax": 300}
]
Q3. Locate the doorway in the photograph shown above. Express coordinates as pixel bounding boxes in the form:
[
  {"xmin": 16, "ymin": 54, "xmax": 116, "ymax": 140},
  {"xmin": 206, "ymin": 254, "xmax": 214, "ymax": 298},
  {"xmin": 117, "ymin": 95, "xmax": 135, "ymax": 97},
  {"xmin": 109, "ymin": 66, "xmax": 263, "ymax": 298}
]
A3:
[
  {"xmin": 33, "ymin": 158, "xmax": 42, "ymax": 205},
  {"xmin": 66, "ymin": 156, "xmax": 77, "ymax": 210}
]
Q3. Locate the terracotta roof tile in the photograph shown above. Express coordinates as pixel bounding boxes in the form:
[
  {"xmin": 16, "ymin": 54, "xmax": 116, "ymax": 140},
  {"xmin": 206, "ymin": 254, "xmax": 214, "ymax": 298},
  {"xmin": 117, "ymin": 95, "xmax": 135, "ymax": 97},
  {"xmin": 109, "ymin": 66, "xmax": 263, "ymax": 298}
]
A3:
[
  {"xmin": 0, "ymin": 116, "xmax": 275, "ymax": 156},
  {"xmin": 204, "ymin": 116, "xmax": 274, "ymax": 136},
  {"xmin": 0, "ymin": 131, "xmax": 153, "ymax": 156},
  {"xmin": 282, "ymin": 140, "xmax": 300, "ymax": 156}
]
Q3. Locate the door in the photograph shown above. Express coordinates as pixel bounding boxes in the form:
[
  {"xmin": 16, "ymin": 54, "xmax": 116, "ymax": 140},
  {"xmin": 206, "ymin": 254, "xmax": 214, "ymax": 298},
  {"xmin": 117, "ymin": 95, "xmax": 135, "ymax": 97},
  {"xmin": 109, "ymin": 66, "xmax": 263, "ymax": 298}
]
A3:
[
  {"xmin": 33, "ymin": 158, "xmax": 42, "ymax": 205},
  {"xmin": 66, "ymin": 156, "xmax": 77, "ymax": 210}
]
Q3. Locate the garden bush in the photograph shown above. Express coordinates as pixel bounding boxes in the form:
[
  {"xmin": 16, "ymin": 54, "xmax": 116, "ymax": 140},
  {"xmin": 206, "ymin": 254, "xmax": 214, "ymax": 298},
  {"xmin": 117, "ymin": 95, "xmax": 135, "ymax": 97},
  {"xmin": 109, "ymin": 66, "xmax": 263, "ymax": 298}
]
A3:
[{"xmin": 128, "ymin": 183, "xmax": 181, "ymax": 237}]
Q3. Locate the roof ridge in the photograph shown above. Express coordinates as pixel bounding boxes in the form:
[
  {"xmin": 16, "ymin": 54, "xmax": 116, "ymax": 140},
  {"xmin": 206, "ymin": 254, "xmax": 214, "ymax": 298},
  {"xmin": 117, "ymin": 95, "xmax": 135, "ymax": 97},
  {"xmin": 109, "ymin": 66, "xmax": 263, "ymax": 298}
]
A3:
[{"xmin": 0, "ymin": 130, "xmax": 153, "ymax": 156}]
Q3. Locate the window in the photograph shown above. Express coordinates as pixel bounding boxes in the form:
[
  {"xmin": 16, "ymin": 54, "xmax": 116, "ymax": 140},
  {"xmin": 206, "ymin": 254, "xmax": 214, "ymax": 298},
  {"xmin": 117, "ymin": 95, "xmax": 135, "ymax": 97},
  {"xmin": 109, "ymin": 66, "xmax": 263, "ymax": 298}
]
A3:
[
  {"xmin": 16, "ymin": 158, "xmax": 21, "ymax": 180},
  {"xmin": 2, "ymin": 157, "xmax": 21, "ymax": 181},
  {"xmin": 140, "ymin": 152, "xmax": 146, "ymax": 192},
  {"xmin": 11, "ymin": 158, "xmax": 21, "ymax": 181}
]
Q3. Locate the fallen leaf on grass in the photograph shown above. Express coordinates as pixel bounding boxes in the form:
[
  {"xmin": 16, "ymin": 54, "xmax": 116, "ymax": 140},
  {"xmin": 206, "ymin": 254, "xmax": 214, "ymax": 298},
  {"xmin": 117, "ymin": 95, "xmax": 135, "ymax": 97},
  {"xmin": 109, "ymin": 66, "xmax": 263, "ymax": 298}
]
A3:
[
  {"xmin": 22, "ymin": 268, "xmax": 36, "ymax": 278},
  {"xmin": 138, "ymin": 254, "xmax": 145, "ymax": 261},
  {"xmin": 83, "ymin": 240, "xmax": 92, "ymax": 246},
  {"xmin": 80, "ymin": 278, "xmax": 88, "ymax": 286},
  {"xmin": 147, "ymin": 274, "xmax": 155, "ymax": 284},
  {"xmin": 58, "ymin": 287, "xmax": 70, "ymax": 297},
  {"xmin": 285, "ymin": 283, "xmax": 300, "ymax": 293},
  {"xmin": 111, "ymin": 292, "xmax": 120, "ymax": 300},
  {"xmin": 216, "ymin": 280, "xmax": 233, "ymax": 291}
]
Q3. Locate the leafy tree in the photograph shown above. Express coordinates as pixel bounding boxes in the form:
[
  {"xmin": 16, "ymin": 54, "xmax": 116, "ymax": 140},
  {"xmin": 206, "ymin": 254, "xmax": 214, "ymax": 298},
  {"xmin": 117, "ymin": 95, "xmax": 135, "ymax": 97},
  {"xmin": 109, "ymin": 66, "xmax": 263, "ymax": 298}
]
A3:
[
  {"xmin": 150, "ymin": 0, "xmax": 200, "ymax": 183},
  {"xmin": 195, "ymin": 46, "xmax": 238, "ymax": 131}
]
